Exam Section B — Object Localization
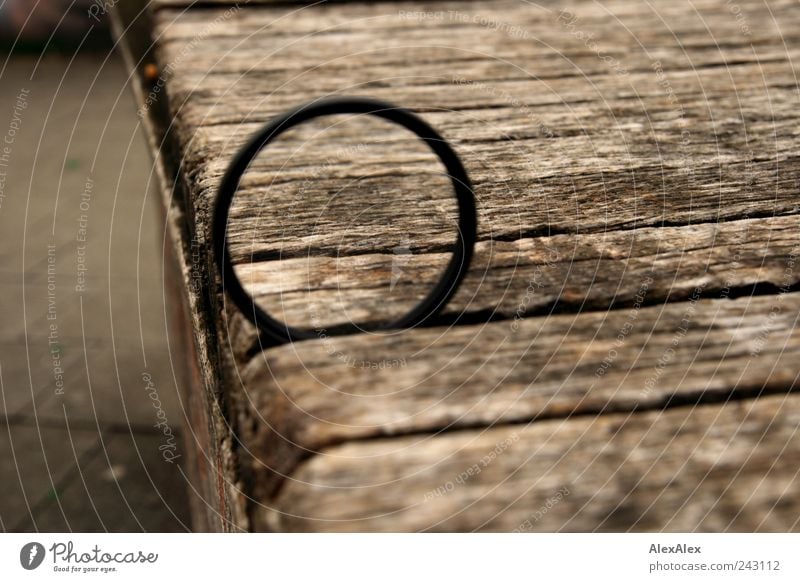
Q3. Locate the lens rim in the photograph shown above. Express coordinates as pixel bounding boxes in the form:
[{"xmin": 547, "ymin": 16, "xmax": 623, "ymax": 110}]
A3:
[{"xmin": 213, "ymin": 96, "xmax": 478, "ymax": 345}]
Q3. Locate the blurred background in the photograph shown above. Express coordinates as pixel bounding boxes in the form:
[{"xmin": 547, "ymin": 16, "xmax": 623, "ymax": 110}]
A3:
[{"xmin": 0, "ymin": 0, "xmax": 191, "ymax": 531}]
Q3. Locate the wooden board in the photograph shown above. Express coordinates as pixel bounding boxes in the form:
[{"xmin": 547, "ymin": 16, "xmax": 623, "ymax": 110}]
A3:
[
  {"xmin": 262, "ymin": 394, "xmax": 800, "ymax": 532},
  {"xmin": 116, "ymin": 0, "xmax": 800, "ymax": 530},
  {"xmin": 237, "ymin": 292, "xmax": 800, "ymax": 504},
  {"xmin": 154, "ymin": 0, "xmax": 800, "ymax": 265},
  {"xmin": 236, "ymin": 214, "xmax": 800, "ymax": 331},
  {"xmin": 147, "ymin": 0, "xmax": 800, "ymax": 337}
]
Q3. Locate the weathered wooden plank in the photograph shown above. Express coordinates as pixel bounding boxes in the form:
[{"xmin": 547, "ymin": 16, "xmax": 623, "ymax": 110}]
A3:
[
  {"xmin": 234, "ymin": 293, "xmax": 800, "ymax": 502},
  {"xmin": 149, "ymin": 0, "xmax": 800, "ymax": 351},
  {"xmin": 152, "ymin": 0, "xmax": 800, "ymax": 243},
  {"xmin": 218, "ymin": 119, "xmax": 800, "ymax": 261},
  {"xmin": 138, "ymin": 0, "xmax": 800, "ymax": 532},
  {"xmin": 236, "ymin": 213, "xmax": 800, "ymax": 329},
  {"xmin": 147, "ymin": 0, "xmax": 800, "ymax": 346},
  {"xmin": 151, "ymin": 2, "xmax": 800, "ymax": 259},
  {"xmin": 260, "ymin": 394, "xmax": 800, "ymax": 531},
  {"xmin": 150, "ymin": 0, "xmax": 793, "ymax": 33}
]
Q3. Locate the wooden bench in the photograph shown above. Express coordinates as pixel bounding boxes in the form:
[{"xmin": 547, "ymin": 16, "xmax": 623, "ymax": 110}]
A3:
[{"xmin": 112, "ymin": 0, "xmax": 800, "ymax": 531}]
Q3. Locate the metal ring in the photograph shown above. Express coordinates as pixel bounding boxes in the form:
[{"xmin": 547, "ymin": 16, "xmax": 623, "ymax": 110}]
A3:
[{"xmin": 213, "ymin": 96, "xmax": 477, "ymax": 346}]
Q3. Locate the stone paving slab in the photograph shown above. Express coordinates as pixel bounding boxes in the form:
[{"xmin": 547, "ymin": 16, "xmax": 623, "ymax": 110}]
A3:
[
  {"xmin": 0, "ymin": 339, "xmax": 83, "ymax": 419},
  {"xmin": 20, "ymin": 431, "xmax": 191, "ymax": 532},
  {"xmin": 34, "ymin": 340, "xmax": 183, "ymax": 428},
  {"xmin": 0, "ymin": 424, "xmax": 99, "ymax": 531},
  {"xmin": 0, "ymin": 54, "xmax": 192, "ymax": 532}
]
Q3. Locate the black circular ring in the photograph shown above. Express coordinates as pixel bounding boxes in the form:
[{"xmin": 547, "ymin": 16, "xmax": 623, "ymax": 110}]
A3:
[{"xmin": 213, "ymin": 96, "xmax": 477, "ymax": 345}]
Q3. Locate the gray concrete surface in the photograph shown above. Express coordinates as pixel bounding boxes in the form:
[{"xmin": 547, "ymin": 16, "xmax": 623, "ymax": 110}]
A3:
[{"xmin": 0, "ymin": 53, "xmax": 192, "ymax": 531}]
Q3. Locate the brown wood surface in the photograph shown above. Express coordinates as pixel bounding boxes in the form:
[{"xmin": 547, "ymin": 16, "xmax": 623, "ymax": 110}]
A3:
[
  {"xmin": 237, "ymin": 214, "xmax": 800, "ymax": 330},
  {"xmin": 237, "ymin": 292, "xmax": 800, "ymax": 505},
  {"xmin": 262, "ymin": 394, "xmax": 800, "ymax": 532},
  {"xmin": 121, "ymin": 0, "xmax": 800, "ymax": 530}
]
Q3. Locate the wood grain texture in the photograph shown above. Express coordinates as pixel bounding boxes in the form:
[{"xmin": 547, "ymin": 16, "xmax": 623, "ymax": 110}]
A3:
[
  {"xmin": 235, "ymin": 293, "xmax": 800, "ymax": 502},
  {"xmin": 148, "ymin": 0, "xmax": 800, "ymax": 335},
  {"xmin": 139, "ymin": 0, "xmax": 800, "ymax": 531},
  {"xmin": 260, "ymin": 394, "xmax": 800, "ymax": 532},
  {"xmin": 237, "ymin": 213, "xmax": 800, "ymax": 329}
]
